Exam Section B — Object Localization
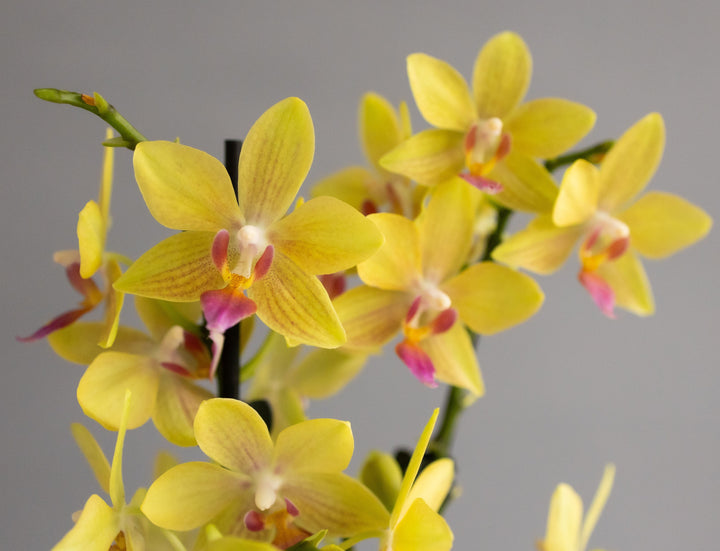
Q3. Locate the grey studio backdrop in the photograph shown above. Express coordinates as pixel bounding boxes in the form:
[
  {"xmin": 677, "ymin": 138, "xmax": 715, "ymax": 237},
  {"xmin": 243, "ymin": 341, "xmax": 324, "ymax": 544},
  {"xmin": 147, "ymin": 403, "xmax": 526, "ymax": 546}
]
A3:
[{"xmin": 1, "ymin": 2, "xmax": 717, "ymax": 550}]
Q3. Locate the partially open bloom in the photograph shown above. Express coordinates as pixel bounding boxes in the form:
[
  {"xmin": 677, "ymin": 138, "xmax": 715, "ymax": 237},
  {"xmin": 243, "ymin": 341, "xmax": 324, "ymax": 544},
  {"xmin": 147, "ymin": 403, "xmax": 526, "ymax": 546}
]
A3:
[
  {"xmin": 537, "ymin": 464, "xmax": 615, "ymax": 551},
  {"xmin": 381, "ymin": 31, "xmax": 594, "ymax": 213},
  {"xmin": 493, "ymin": 113, "xmax": 712, "ymax": 316},
  {"xmin": 141, "ymin": 399, "xmax": 389, "ymax": 541},
  {"xmin": 114, "ymin": 98, "xmax": 383, "ymax": 374}
]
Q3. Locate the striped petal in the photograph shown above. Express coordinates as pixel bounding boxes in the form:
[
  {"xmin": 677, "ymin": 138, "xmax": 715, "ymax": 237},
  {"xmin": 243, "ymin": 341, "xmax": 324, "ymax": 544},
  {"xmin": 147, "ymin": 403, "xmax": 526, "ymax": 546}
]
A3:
[
  {"xmin": 407, "ymin": 53, "xmax": 477, "ymax": 131},
  {"xmin": 134, "ymin": 141, "xmax": 241, "ymax": 231},
  {"xmin": 472, "ymin": 31, "xmax": 532, "ymax": 119},
  {"xmin": 238, "ymin": 97, "xmax": 314, "ymax": 227},
  {"xmin": 504, "ymin": 98, "xmax": 596, "ymax": 159},
  {"xmin": 114, "ymin": 231, "xmax": 225, "ymax": 301},
  {"xmin": 270, "ymin": 196, "xmax": 383, "ymax": 275}
]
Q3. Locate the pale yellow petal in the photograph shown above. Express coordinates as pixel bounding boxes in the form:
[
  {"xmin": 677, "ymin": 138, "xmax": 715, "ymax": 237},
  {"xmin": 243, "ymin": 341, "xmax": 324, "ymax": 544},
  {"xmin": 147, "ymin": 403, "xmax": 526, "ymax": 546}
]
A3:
[
  {"xmin": 275, "ymin": 419, "xmax": 353, "ymax": 473},
  {"xmin": 580, "ymin": 464, "xmax": 615, "ymax": 551},
  {"xmin": 71, "ymin": 423, "xmax": 111, "ymax": 495},
  {"xmin": 544, "ymin": 483, "xmax": 583, "ymax": 551},
  {"xmin": 391, "ymin": 498, "xmax": 453, "ymax": 551},
  {"xmin": 357, "ymin": 213, "xmax": 421, "ymax": 290},
  {"xmin": 504, "ymin": 98, "xmax": 596, "ymax": 158},
  {"xmin": 290, "ymin": 348, "xmax": 367, "ymax": 399},
  {"xmin": 473, "ymin": 31, "xmax": 532, "ymax": 119},
  {"xmin": 134, "ymin": 141, "xmax": 241, "ymax": 231},
  {"xmin": 311, "ymin": 166, "xmax": 376, "ymax": 211},
  {"xmin": 421, "ymin": 324, "xmax": 484, "ymax": 396},
  {"xmin": 238, "ymin": 97, "xmax": 314, "ymax": 227},
  {"xmin": 405, "ymin": 458, "xmax": 454, "ymax": 514},
  {"xmin": 77, "ymin": 200, "xmax": 105, "ymax": 278},
  {"xmin": 596, "ymin": 249, "xmax": 654, "ymax": 316},
  {"xmin": 407, "ymin": 53, "xmax": 476, "ymax": 131},
  {"xmin": 553, "ymin": 160, "xmax": 600, "ymax": 227},
  {"xmin": 360, "ymin": 92, "xmax": 404, "ymax": 170},
  {"xmin": 48, "ymin": 322, "xmax": 153, "ymax": 365},
  {"xmin": 490, "ymin": 151, "xmax": 558, "ymax": 213},
  {"xmin": 619, "ymin": 191, "xmax": 712, "ymax": 259},
  {"xmin": 380, "ymin": 129, "xmax": 465, "ymax": 187},
  {"xmin": 134, "ymin": 296, "xmax": 202, "ymax": 341},
  {"xmin": 153, "ymin": 372, "xmax": 213, "ymax": 447},
  {"xmin": 599, "ymin": 113, "xmax": 665, "ymax": 211},
  {"xmin": 53, "ymin": 494, "xmax": 119, "ymax": 551}
]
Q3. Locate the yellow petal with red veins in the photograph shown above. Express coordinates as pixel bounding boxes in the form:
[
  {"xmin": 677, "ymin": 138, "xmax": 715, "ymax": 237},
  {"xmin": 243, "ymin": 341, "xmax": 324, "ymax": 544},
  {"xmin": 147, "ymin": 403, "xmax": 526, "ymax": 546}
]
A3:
[
  {"xmin": 504, "ymin": 98, "xmax": 596, "ymax": 159},
  {"xmin": 142, "ymin": 462, "xmax": 254, "ymax": 531},
  {"xmin": 407, "ymin": 53, "xmax": 477, "ymax": 132},
  {"xmin": 333, "ymin": 286, "xmax": 413, "ymax": 348},
  {"xmin": 77, "ymin": 199, "xmax": 105, "ymax": 278},
  {"xmin": 270, "ymin": 196, "xmax": 384, "ymax": 275},
  {"xmin": 114, "ymin": 231, "xmax": 225, "ymax": 301},
  {"xmin": 421, "ymin": 324, "xmax": 484, "ymax": 396},
  {"xmin": 358, "ymin": 213, "xmax": 421, "ymax": 290},
  {"xmin": 249, "ymin": 252, "xmax": 346, "ymax": 348},
  {"xmin": 311, "ymin": 166, "xmax": 376, "ymax": 211},
  {"xmin": 619, "ymin": 191, "xmax": 712, "ymax": 259},
  {"xmin": 417, "ymin": 179, "xmax": 474, "ymax": 284},
  {"xmin": 596, "ymin": 249, "xmax": 654, "ymax": 316},
  {"xmin": 134, "ymin": 141, "xmax": 241, "ymax": 231},
  {"xmin": 77, "ymin": 352, "xmax": 159, "ymax": 431},
  {"xmin": 52, "ymin": 494, "xmax": 119, "ymax": 551},
  {"xmin": 238, "ymin": 97, "xmax": 314, "ymax": 227},
  {"xmin": 553, "ymin": 159, "xmax": 600, "ymax": 227},
  {"xmin": 472, "ymin": 31, "xmax": 532, "ymax": 119},
  {"xmin": 153, "ymin": 372, "xmax": 213, "ymax": 447},
  {"xmin": 599, "ymin": 112, "xmax": 665, "ymax": 211},
  {"xmin": 275, "ymin": 419, "xmax": 353, "ymax": 473},
  {"xmin": 194, "ymin": 398, "xmax": 274, "ymax": 472},
  {"xmin": 443, "ymin": 262, "xmax": 543, "ymax": 335},
  {"xmin": 391, "ymin": 498, "xmax": 453, "ymax": 551},
  {"xmin": 490, "ymin": 151, "xmax": 558, "ymax": 213},
  {"xmin": 360, "ymin": 92, "xmax": 404, "ymax": 172},
  {"xmin": 543, "ymin": 483, "xmax": 583, "ymax": 551},
  {"xmin": 492, "ymin": 215, "xmax": 583, "ymax": 274},
  {"xmin": 380, "ymin": 129, "xmax": 465, "ymax": 187}
]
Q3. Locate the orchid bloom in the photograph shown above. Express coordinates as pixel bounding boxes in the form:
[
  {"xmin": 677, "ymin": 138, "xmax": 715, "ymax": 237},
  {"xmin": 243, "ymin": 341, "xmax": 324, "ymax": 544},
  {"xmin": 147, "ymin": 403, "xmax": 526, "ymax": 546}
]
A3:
[
  {"xmin": 141, "ymin": 399, "xmax": 389, "ymax": 543},
  {"xmin": 114, "ymin": 98, "xmax": 383, "ymax": 376},
  {"xmin": 334, "ymin": 178, "xmax": 543, "ymax": 393},
  {"xmin": 537, "ymin": 465, "xmax": 615, "ymax": 551},
  {"xmin": 381, "ymin": 31, "xmax": 595, "ymax": 213},
  {"xmin": 313, "ymin": 92, "xmax": 421, "ymax": 218},
  {"xmin": 19, "ymin": 128, "xmax": 127, "ymax": 348},
  {"xmin": 54, "ymin": 391, "xmax": 181, "ymax": 551},
  {"xmin": 493, "ymin": 113, "xmax": 712, "ymax": 316}
]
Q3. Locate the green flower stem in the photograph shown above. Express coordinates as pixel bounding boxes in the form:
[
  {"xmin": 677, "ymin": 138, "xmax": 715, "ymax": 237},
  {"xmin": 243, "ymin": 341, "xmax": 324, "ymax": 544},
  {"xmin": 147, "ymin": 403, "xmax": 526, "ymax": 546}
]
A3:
[
  {"xmin": 544, "ymin": 140, "xmax": 614, "ymax": 173},
  {"xmin": 216, "ymin": 139, "xmax": 243, "ymax": 400},
  {"xmin": 33, "ymin": 88, "xmax": 147, "ymax": 149}
]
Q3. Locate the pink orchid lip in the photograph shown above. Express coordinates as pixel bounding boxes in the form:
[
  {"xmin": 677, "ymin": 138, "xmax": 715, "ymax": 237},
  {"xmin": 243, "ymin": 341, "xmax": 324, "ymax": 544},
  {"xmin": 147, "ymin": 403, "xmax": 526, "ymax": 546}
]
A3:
[
  {"xmin": 459, "ymin": 172, "xmax": 503, "ymax": 194},
  {"xmin": 578, "ymin": 269, "xmax": 616, "ymax": 319},
  {"xmin": 396, "ymin": 340, "xmax": 438, "ymax": 388}
]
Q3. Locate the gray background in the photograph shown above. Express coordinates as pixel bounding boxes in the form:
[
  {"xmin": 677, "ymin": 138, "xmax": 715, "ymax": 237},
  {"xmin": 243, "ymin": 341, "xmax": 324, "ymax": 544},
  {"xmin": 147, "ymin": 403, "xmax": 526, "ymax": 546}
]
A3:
[{"xmin": 2, "ymin": 1, "xmax": 718, "ymax": 550}]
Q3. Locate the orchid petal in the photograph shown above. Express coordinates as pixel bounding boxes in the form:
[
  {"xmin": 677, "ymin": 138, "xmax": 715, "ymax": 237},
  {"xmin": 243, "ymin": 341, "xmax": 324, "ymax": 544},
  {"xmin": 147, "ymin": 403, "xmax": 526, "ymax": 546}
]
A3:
[
  {"xmin": 311, "ymin": 166, "xmax": 376, "ymax": 211},
  {"xmin": 134, "ymin": 140, "xmax": 241, "ymax": 231},
  {"xmin": 17, "ymin": 304, "xmax": 93, "ymax": 342},
  {"xmin": 596, "ymin": 249, "xmax": 654, "ymax": 316},
  {"xmin": 52, "ymin": 494, "xmax": 119, "ymax": 551},
  {"xmin": 406, "ymin": 459, "xmax": 454, "ymax": 514},
  {"xmin": 396, "ymin": 340, "xmax": 437, "ymax": 388},
  {"xmin": 333, "ymin": 286, "xmax": 412, "ymax": 348},
  {"xmin": 290, "ymin": 348, "xmax": 367, "ymax": 399},
  {"xmin": 238, "ymin": 97, "xmax": 314, "ymax": 227},
  {"xmin": 360, "ymin": 92, "xmax": 404, "ymax": 172},
  {"xmin": 249, "ymin": 252, "xmax": 346, "ymax": 348},
  {"xmin": 134, "ymin": 296, "xmax": 202, "ymax": 341},
  {"xmin": 380, "ymin": 129, "xmax": 465, "ymax": 186},
  {"xmin": 142, "ymin": 462, "xmax": 253, "ymax": 531},
  {"xmin": 270, "ymin": 196, "xmax": 384, "ymax": 275},
  {"xmin": 407, "ymin": 53, "xmax": 477, "ymax": 131},
  {"xmin": 114, "ymin": 231, "xmax": 225, "ymax": 301},
  {"xmin": 194, "ymin": 398, "xmax": 273, "ymax": 473},
  {"xmin": 553, "ymin": 160, "xmax": 600, "ymax": 227},
  {"xmin": 108, "ymin": 389, "xmax": 132, "ymax": 508},
  {"xmin": 489, "ymin": 151, "xmax": 558, "ymax": 213},
  {"xmin": 152, "ymin": 372, "xmax": 213, "ymax": 447},
  {"xmin": 492, "ymin": 215, "xmax": 583, "ymax": 274},
  {"xmin": 619, "ymin": 191, "xmax": 712, "ymax": 259},
  {"xmin": 579, "ymin": 464, "xmax": 615, "ymax": 551},
  {"xmin": 473, "ymin": 31, "xmax": 532, "ymax": 119},
  {"xmin": 505, "ymin": 98, "xmax": 596, "ymax": 158},
  {"xmin": 77, "ymin": 200, "xmax": 105, "ymax": 278},
  {"xmin": 282, "ymin": 472, "xmax": 389, "ymax": 538},
  {"xmin": 98, "ymin": 258, "xmax": 124, "ymax": 348},
  {"xmin": 202, "ymin": 286, "xmax": 257, "ymax": 334},
  {"xmin": 48, "ymin": 322, "xmax": 153, "ymax": 364},
  {"xmin": 421, "ymin": 324, "xmax": 484, "ymax": 396},
  {"xmin": 544, "ymin": 483, "xmax": 583, "ymax": 551},
  {"xmin": 71, "ymin": 423, "xmax": 111, "ymax": 495},
  {"xmin": 392, "ymin": 498, "xmax": 453, "ymax": 551},
  {"xmin": 357, "ymin": 213, "xmax": 421, "ymax": 290},
  {"xmin": 599, "ymin": 113, "xmax": 665, "ymax": 211},
  {"xmin": 275, "ymin": 419, "xmax": 353, "ymax": 473},
  {"xmin": 77, "ymin": 352, "xmax": 159, "ymax": 431},
  {"xmin": 579, "ymin": 271, "xmax": 616, "ymax": 318}
]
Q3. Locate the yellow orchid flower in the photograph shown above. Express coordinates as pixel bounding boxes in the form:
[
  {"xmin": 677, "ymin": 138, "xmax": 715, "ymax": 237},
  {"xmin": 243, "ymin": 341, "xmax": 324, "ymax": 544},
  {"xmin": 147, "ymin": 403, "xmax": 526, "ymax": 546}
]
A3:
[
  {"xmin": 19, "ymin": 128, "xmax": 128, "ymax": 348},
  {"xmin": 54, "ymin": 391, "xmax": 182, "ymax": 551},
  {"xmin": 114, "ymin": 98, "xmax": 383, "ymax": 375},
  {"xmin": 334, "ymin": 178, "xmax": 543, "ymax": 394},
  {"xmin": 313, "ymin": 92, "xmax": 422, "ymax": 218},
  {"xmin": 141, "ymin": 398, "xmax": 389, "ymax": 544},
  {"xmin": 381, "ymin": 31, "xmax": 595, "ymax": 213},
  {"xmin": 537, "ymin": 465, "xmax": 615, "ymax": 551},
  {"xmin": 493, "ymin": 113, "xmax": 712, "ymax": 316}
]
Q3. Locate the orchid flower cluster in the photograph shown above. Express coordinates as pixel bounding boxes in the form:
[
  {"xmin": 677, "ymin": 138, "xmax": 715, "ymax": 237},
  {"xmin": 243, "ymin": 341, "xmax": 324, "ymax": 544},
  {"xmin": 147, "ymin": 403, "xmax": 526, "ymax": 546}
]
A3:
[{"xmin": 23, "ymin": 31, "xmax": 711, "ymax": 551}]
